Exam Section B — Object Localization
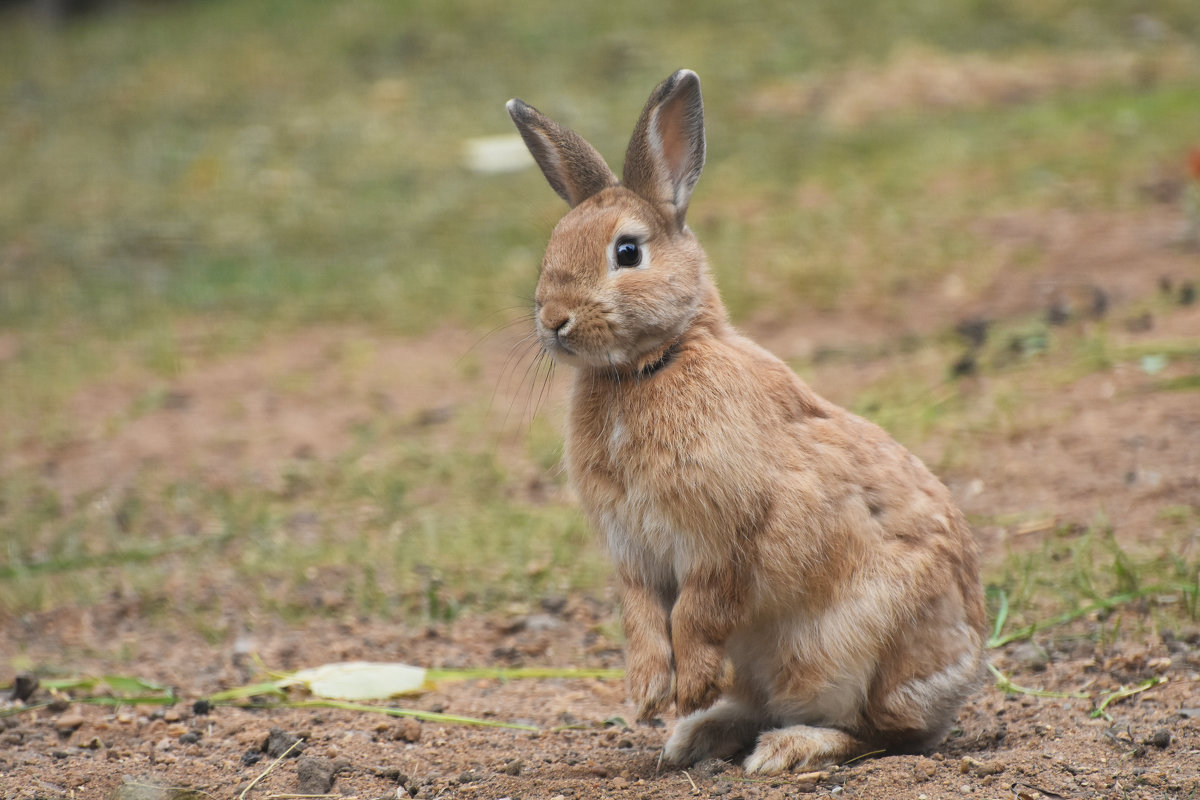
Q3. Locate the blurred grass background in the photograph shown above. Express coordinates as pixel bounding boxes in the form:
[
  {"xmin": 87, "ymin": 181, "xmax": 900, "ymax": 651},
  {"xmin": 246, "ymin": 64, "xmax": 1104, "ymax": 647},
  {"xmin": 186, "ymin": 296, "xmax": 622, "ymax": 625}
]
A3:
[{"xmin": 2, "ymin": 0, "xmax": 1199, "ymax": 645}]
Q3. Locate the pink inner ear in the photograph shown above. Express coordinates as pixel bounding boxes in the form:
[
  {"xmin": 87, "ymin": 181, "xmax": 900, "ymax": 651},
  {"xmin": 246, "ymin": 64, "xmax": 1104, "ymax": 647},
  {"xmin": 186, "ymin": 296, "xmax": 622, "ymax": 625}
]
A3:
[{"xmin": 656, "ymin": 92, "xmax": 689, "ymax": 185}]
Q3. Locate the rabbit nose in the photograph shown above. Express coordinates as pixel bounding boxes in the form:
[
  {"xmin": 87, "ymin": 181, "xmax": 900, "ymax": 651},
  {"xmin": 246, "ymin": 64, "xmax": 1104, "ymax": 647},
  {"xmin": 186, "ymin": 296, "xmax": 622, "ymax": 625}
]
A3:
[{"xmin": 539, "ymin": 306, "xmax": 573, "ymax": 336}]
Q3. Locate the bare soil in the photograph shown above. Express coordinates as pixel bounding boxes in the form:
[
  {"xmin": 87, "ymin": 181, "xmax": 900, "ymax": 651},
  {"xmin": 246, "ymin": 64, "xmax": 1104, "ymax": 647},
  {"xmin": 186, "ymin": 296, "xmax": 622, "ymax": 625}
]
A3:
[
  {"xmin": 3, "ymin": 206, "xmax": 1200, "ymax": 799},
  {"xmin": 2, "ymin": 611, "xmax": 1199, "ymax": 799}
]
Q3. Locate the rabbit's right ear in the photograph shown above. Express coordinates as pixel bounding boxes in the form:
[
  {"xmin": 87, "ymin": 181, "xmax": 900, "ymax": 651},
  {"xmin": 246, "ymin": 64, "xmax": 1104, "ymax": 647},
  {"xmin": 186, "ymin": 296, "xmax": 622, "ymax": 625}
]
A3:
[
  {"xmin": 622, "ymin": 69, "xmax": 706, "ymax": 230},
  {"xmin": 507, "ymin": 98, "xmax": 618, "ymax": 208}
]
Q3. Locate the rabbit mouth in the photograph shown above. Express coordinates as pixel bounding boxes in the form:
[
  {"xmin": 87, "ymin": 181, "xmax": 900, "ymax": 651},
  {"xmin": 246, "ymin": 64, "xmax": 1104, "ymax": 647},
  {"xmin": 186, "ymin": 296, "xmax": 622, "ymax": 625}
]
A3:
[
  {"xmin": 549, "ymin": 338, "xmax": 576, "ymax": 357},
  {"xmin": 541, "ymin": 334, "xmax": 619, "ymax": 370},
  {"xmin": 539, "ymin": 330, "xmax": 582, "ymax": 363}
]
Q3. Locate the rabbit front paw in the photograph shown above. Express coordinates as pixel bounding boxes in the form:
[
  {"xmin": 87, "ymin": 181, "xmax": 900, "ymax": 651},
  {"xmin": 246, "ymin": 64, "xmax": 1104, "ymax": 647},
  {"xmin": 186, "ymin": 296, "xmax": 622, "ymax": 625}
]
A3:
[
  {"xmin": 628, "ymin": 657, "xmax": 674, "ymax": 721},
  {"xmin": 674, "ymin": 642, "xmax": 724, "ymax": 715}
]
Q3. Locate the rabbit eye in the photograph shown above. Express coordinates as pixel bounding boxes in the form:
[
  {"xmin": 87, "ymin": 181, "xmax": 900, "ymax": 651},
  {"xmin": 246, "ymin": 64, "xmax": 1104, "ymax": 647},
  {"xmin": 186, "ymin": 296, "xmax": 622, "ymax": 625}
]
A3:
[{"xmin": 614, "ymin": 238, "xmax": 642, "ymax": 269}]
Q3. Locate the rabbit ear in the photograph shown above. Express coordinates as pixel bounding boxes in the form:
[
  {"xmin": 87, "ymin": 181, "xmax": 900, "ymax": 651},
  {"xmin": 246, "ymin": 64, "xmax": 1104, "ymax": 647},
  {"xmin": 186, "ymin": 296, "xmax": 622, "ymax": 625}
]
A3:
[
  {"xmin": 507, "ymin": 98, "xmax": 618, "ymax": 208},
  {"xmin": 622, "ymin": 69, "xmax": 706, "ymax": 229}
]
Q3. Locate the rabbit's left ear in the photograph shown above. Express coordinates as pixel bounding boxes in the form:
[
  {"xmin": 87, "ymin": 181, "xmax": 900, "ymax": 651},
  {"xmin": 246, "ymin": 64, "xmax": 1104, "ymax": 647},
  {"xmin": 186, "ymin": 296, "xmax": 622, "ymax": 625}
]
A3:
[
  {"xmin": 507, "ymin": 99, "xmax": 618, "ymax": 208},
  {"xmin": 622, "ymin": 69, "xmax": 706, "ymax": 229}
]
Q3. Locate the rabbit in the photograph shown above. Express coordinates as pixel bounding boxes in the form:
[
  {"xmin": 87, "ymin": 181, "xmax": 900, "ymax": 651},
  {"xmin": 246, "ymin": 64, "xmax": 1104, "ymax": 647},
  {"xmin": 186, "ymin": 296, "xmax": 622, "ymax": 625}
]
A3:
[{"xmin": 506, "ymin": 69, "xmax": 987, "ymax": 775}]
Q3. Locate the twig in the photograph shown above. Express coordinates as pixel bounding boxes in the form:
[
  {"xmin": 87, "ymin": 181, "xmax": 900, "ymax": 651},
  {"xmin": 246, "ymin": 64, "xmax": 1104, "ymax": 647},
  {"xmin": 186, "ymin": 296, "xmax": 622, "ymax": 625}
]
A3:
[
  {"xmin": 239, "ymin": 738, "xmax": 304, "ymax": 800},
  {"xmin": 683, "ymin": 770, "xmax": 698, "ymax": 792},
  {"xmin": 842, "ymin": 749, "xmax": 886, "ymax": 765}
]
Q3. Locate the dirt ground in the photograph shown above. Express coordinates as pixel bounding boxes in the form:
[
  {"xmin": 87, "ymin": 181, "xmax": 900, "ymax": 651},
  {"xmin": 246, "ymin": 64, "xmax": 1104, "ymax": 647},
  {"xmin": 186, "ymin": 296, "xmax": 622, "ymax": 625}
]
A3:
[
  {"xmin": 2, "ymin": 610, "xmax": 1199, "ymax": 799},
  {"xmin": 3, "ymin": 206, "xmax": 1200, "ymax": 799}
]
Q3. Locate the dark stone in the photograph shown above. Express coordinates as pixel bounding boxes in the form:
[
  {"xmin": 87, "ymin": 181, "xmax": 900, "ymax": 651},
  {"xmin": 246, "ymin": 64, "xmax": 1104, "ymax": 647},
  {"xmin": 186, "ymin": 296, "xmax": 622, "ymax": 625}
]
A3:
[{"xmin": 11, "ymin": 673, "xmax": 38, "ymax": 703}]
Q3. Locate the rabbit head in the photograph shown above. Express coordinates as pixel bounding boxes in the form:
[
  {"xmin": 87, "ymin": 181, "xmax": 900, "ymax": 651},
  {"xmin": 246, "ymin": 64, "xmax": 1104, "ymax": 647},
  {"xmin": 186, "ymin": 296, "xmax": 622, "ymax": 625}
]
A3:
[{"xmin": 508, "ymin": 70, "xmax": 714, "ymax": 373}]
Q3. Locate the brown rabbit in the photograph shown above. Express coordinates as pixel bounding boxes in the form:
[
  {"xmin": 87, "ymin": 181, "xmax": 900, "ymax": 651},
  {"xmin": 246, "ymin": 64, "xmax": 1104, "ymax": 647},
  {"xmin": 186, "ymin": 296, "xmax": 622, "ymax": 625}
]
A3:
[{"xmin": 507, "ymin": 70, "xmax": 986, "ymax": 774}]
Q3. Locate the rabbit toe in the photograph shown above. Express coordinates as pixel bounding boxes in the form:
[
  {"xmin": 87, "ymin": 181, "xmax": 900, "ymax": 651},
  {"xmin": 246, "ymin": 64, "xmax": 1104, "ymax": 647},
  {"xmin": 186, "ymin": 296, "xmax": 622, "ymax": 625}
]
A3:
[
  {"xmin": 662, "ymin": 701, "xmax": 763, "ymax": 766},
  {"xmin": 630, "ymin": 666, "xmax": 674, "ymax": 722},
  {"xmin": 743, "ymin": 725, "xmax": 863, "ymax": 775}
]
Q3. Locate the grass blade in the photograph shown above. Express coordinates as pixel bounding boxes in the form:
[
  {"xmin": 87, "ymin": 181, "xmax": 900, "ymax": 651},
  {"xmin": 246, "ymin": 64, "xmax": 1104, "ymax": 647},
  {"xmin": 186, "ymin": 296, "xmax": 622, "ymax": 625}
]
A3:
[
  {"xmin": 1090, "ymin": 677, "xmax": 1166, "ymax": 721},
  {"xmin": 426, "ymin": 667, "xmax": 625, "ymax": 682},
  {"xmin": 0, "ymin": 534, "xmax": 233, "ymax": 579},
  {"xmin": 987, "ymin": 586, "xmax": 1010, "ymax": 645},
  {"xmin": 263, "ymin": 699, "xmax": 539, "ymax": 731},
  {"xmin": 988, "ymin": 663, "xmax": 1090, "ymax": 700},
  {"xmin": 987, "ymin": 584, "xmax": 1194, "ymax": 648},
  {"xmin": 206, "ymin": 682, "xmax": 289, "ymax": 704}
]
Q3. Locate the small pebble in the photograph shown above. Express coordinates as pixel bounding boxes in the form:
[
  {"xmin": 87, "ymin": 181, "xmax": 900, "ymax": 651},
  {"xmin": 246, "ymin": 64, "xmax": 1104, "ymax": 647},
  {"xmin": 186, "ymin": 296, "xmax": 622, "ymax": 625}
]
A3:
[
  {"xmin": 394, "ymin": 718, "xmax": 422, "ymax": 743},
  {"xmin": 1010, "ymin": 642, "xmax": 1049, "ymax": 671},
  {"xmin": 54, "ymin": 712, "xmax": 87, "ymax": 733}
]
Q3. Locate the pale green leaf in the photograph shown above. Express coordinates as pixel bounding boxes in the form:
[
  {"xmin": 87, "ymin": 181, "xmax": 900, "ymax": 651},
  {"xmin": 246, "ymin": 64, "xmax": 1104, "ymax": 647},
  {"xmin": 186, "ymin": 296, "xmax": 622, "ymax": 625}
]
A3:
[{"xmin": 287, "ymin": 661, "xmax": 429, "ymax": 700}]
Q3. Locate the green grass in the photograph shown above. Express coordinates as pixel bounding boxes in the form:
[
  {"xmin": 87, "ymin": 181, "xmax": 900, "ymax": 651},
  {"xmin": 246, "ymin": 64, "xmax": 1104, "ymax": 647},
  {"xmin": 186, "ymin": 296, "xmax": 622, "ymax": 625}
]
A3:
[
  {"xmin": 3, "ymin": 1, "xmax": 1198, "ymax": 338},
  {"xmin": 0, "ymin": 400, "xmax": 605, "ymax": 627},
  {"xmin": 986, "ymin": 511, "xmax": 1200, "ymax": 646},
  {"xmin": 2, "ymin": 0, "xmax": 1200, "ymax": 639}
]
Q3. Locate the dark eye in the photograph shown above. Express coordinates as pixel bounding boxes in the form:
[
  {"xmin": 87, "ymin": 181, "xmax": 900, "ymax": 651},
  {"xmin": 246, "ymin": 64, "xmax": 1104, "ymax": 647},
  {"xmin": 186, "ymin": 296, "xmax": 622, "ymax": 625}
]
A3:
[{"xmin": 614, "ymin": 238, "xmax": 642, "ymax": 269}]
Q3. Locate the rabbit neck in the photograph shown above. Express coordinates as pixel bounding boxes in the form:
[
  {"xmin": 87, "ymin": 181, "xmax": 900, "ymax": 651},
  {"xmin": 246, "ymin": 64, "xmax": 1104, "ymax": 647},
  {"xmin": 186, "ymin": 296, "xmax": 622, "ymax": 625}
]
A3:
[{"xmin": 596, "ymin": 277, "xmax": 731, "ymax": 383}]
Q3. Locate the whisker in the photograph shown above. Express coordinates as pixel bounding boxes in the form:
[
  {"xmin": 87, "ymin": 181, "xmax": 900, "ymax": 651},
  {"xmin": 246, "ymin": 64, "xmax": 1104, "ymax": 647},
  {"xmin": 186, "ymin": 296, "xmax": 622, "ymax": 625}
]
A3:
[
  {"xmin": 465, "ymin": 310, "xmax": 536, "ymax": 364},
  {"xmin": 531, "ymin": 351, "xmax": 557, "ymax": 423},
  {"xmin": 502, "ymin": 338, "xmax": 551, "ymax": 434},
  {"xmin": 519, "ymin": 347, "xmax": 552, "ymax": 429},
  {"xmin": 490, "ymin": 330, "xmax": 540, "ymax": 419}
]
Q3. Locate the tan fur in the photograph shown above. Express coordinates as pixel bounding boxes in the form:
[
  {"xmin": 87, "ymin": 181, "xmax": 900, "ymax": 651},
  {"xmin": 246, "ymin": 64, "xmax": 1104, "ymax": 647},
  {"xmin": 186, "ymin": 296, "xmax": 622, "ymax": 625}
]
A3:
[{"xmin": 508, "ymin": 70, "xmax": 987, "ymax": 775}]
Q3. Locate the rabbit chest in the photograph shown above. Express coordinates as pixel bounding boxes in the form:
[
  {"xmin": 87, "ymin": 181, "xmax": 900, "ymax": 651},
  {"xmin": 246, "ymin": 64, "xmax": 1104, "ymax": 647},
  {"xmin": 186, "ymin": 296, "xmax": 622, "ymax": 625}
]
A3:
[{"xmin": 564, "ymin": 353, "xmax": 787, "ymax": 582}]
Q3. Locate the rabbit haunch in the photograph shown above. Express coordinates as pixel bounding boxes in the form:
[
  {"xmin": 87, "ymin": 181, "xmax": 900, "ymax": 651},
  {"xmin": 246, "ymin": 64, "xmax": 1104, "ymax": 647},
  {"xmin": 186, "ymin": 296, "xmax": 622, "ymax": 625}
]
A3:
[{"xmin": 507, "ymin": 69, "xmax": 986, "ymax": 774}]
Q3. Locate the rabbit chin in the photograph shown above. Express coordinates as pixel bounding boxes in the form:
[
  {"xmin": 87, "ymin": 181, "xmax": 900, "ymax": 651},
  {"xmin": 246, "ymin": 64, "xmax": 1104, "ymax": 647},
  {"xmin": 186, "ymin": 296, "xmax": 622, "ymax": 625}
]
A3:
[
  {"xmin": 543, "ymin": 342, "xmax": 630, "ymax": 371},
  {"xmin": 538, "ymin": 338, "xmax": 647, "ymax": 372}
]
